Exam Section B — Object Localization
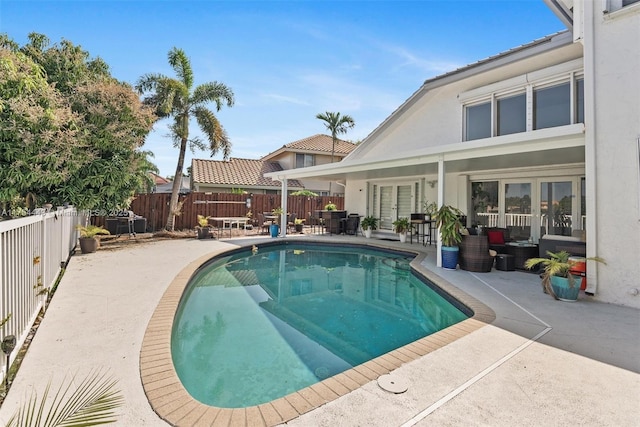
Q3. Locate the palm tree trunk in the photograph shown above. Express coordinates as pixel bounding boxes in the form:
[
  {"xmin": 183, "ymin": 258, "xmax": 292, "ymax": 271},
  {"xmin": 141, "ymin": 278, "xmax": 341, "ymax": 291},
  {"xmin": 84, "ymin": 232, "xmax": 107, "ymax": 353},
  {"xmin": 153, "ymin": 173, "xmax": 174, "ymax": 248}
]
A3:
[{"xmin": 165, "ymin": 138, "xmax": 188, "ymax": 231}]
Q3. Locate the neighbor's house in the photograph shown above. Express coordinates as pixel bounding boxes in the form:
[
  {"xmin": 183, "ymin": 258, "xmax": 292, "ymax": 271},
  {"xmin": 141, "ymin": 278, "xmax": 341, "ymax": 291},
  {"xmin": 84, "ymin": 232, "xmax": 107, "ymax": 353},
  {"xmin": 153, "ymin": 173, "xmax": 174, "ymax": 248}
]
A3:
[
  {"xmin": 266, "ymin": 0, "xmax": 640, "ymax": 308},
  {"xmin": 191, "ymin": 157, "xmax": 304, "ymax": 194},
  {"xmin": 191, "ymin": 134, "xmax": 356, "ymax": 195}
]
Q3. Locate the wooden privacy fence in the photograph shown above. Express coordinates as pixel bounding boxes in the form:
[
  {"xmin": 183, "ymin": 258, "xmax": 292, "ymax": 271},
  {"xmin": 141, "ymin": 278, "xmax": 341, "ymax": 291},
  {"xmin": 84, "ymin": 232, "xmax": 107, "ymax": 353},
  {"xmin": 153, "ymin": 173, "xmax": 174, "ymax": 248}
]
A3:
[{"xmin": 93, "ymin": 193, "xmax": 344, "ymax": 231}]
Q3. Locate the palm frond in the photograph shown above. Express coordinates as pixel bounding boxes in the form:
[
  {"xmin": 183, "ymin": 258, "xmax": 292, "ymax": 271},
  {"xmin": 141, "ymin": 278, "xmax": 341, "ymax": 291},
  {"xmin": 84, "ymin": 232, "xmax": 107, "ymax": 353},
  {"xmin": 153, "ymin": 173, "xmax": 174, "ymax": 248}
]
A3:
[
  {"xmin": 6, "ymin": 370, "xmax": 123, "ymax": 427},
  {"xmin": 193, "ymin": 106, "xmax": 231, "ymax": 160},
  {"xmin": 167, "ymin": 47, "xmax": 193, "ymax": 89},
  {"xmin": 191, "ymin": 82, "xmax": 234, "ymax": 110}
]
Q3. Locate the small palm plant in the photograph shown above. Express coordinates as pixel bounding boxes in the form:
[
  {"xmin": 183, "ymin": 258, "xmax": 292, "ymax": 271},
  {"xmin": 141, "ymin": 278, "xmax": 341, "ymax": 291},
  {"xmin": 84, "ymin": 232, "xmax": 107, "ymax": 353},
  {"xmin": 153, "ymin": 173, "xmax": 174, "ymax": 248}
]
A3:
[
  {"xmin": 6, "ymin": 370, "xmax": 123, "ymax": 427},
  {"xmin": 525, "ymin": 251, "xmax": 606, "ymax": 299},
  {"xmin": 76, "ymin": 225, "xmax": 110, "ymax": 239}
]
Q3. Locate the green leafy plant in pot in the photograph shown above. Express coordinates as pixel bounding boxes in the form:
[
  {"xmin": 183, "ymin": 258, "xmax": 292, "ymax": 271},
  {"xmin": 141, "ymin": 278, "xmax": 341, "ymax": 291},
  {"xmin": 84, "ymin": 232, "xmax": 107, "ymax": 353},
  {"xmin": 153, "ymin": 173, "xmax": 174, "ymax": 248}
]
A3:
[
  {"xmin": 434, "ymin": 205, "xmax": 464, "ymax": 269},
  {"xmin": 195, "ymin": 215, "xmax": 212, "ymax": 239},
  {"xmin": 525, "ymin": 251, "xmax": 606, "ymax": 302},
  {"xmin": 392, "ymin": 217, "xmax": 411, "ymax": 243},
  {"xmin": 76, "ymin": 224, "xmax": 110, "ymax": 254},
  {"xmin": 360, "ymin": 216, "xmax": 378, "ymax": 238}
]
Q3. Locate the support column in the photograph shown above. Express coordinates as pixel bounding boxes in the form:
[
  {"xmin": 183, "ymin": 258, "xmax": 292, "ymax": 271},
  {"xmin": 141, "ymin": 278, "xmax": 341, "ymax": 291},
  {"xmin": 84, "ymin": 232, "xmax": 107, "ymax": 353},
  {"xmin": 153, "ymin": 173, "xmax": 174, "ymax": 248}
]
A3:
[
  {"xmin": 436, "ymin": 155, "xmax": 445, "ymax": 267},
  {"xmin": 280, "ymin": 178, "xmax": 288, "ymax": 237}
]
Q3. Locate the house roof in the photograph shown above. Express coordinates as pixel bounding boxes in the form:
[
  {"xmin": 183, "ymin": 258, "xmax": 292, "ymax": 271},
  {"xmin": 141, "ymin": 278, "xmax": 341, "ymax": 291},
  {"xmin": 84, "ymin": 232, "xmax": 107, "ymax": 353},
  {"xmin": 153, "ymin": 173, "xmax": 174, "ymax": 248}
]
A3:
[
  {"xmin": 192, "ymin": 158, "xmax": 304, "ymax": 189},
  {"xmin": 347, "ymin": 30, "xmax": 575, "ymax": 159},
  {"xmin": 149, "ymin": 172, "xmax": 169, "ymax": 185},
  {"xmin": 154, "ymin": 176, "xmax": 190, "ymax": 193},
  {"xmin": 261, "ymin": 134, "xmax": 357, "ymax": 160}
]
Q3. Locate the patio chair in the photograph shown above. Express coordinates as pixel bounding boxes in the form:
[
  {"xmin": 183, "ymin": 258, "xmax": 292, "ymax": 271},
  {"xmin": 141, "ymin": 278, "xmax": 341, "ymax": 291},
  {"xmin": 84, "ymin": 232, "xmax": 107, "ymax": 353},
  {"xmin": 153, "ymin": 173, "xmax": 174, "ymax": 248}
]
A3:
[
  {"xmin": 459, "ymin": 234, "xmax": 495, "ymax": 272},
  {"xmin": 257, "ymin": 213, "xmax": 271, "ymax": 235},
  {"xmin": 287, "ymin": 213, "xmax": 297, "ymax": 233}
]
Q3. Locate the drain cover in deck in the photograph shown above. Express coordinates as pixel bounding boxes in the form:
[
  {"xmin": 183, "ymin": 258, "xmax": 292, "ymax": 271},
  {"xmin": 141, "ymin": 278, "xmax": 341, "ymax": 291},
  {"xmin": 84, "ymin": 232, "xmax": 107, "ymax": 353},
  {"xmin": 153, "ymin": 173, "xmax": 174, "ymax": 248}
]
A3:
[{"xmin": 378, "ymin": 374, "xmax": 408, "ymax": 394}]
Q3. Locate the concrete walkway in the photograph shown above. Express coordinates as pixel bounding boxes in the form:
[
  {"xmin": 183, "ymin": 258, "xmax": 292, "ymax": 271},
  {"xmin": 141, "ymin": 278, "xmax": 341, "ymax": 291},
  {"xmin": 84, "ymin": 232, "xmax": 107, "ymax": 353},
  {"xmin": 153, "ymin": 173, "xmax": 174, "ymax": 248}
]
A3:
[{"xmin": 0, "ymin": 234, "xmax": 638, "ymax": 426}]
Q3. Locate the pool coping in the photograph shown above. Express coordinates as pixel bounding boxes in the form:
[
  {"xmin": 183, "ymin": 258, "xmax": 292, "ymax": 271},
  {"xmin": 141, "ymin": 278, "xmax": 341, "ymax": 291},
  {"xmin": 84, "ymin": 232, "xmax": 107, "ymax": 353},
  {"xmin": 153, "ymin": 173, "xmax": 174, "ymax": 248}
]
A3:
[{"xmin": 139, "ymin": 240, "xmax": 496, "ymax": 426}]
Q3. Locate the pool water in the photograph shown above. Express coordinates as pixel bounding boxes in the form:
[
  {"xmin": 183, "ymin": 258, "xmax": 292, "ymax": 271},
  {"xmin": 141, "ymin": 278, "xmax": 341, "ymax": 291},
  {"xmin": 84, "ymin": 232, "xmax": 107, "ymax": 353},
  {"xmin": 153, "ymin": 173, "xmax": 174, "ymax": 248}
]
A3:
[{"xmin": 171, "ymin": 243, "xmax": 468, "ymax": 408}]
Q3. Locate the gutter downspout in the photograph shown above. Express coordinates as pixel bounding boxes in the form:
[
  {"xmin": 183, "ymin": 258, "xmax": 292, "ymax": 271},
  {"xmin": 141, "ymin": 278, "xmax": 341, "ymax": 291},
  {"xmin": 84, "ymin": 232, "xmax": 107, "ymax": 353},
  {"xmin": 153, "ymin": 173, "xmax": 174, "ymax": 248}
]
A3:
[{"xmin": 583, "ymin": 2, "xmax": 598, "ymax": 295}]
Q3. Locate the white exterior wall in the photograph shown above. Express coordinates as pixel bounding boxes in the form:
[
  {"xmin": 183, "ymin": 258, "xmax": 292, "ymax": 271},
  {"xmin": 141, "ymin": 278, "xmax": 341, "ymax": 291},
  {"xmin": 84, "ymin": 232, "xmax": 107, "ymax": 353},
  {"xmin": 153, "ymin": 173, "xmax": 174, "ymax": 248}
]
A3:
[
  {"xmin": 588, "ymin": 2, "xmax": 640, "ymax": 307},
  {"xmin": 354, "ymin": 44, "xmax": 582, "ymax": 163}
]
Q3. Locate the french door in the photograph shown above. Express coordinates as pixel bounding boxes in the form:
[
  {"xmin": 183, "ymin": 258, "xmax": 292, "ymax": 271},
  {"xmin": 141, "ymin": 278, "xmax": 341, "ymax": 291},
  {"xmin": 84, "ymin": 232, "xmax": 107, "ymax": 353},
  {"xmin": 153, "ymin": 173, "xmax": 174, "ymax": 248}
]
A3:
[
  {"xmin": 374, "ymin": 183, "xmax": 415, "ymax": 230},
  {"xmin": 499, "ymin": 178, "xmax": 579, "ymax": 242}
]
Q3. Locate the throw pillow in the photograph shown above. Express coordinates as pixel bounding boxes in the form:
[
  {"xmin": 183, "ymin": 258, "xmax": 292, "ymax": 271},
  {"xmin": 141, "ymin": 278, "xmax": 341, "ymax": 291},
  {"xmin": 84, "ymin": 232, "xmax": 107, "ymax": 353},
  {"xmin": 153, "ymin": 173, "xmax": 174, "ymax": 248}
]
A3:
[{"xmin": 487, "ymin": 230, "xmax": 505, "ymax": 245}]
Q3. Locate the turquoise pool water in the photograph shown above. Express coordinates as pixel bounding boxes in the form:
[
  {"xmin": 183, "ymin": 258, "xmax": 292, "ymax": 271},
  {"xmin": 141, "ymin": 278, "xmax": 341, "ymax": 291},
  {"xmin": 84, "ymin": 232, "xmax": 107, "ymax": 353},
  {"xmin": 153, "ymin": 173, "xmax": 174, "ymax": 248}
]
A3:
[{"xmin": 171, "ymin": 243, "xmax": 468, "ymax": 408}]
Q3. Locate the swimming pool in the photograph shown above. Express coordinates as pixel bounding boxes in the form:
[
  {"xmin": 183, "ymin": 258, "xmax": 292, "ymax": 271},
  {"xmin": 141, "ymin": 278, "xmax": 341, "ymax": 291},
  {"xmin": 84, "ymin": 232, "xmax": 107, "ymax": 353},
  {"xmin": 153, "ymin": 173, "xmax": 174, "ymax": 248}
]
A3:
[{"xmin": 171, "ymin": 243, "xmax": 469, "ymax": 408}]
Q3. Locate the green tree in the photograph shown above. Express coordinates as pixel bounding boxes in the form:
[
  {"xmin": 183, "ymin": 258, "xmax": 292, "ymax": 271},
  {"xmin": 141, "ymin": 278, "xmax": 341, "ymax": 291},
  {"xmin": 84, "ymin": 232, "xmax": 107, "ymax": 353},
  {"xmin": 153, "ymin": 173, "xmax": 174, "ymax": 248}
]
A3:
[
  {"xmin": 315, "ymin": 111, "xmax": 355, "ymax": 163},
  {"xmin": 0, "ymin": 45, "xmax": 82, "ymax": 206},
  {"xmin": 1, "ymin": 33, "xmax": 156, "ymax": 211},
  {"xmin": 136, "ymin": 47, "xmax": 234, "ymax": 230}
]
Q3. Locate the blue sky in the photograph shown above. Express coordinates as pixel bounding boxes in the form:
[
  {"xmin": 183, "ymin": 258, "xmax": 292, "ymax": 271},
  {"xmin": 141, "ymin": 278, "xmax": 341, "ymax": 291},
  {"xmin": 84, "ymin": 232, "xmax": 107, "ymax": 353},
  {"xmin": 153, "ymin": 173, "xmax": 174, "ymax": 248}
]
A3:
[{"xmin": 1, "ymin": 0, "xmax": 565, "ymax": 177}]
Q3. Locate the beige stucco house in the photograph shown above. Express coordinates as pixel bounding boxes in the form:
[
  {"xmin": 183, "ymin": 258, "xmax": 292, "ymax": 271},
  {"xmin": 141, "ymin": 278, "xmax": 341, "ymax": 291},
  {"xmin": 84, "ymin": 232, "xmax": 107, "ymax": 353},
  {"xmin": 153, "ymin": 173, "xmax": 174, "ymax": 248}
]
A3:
[
  {"xmin": 191, "ymin": 134, "xmax": 356, "ymax": 195},
  {"xmin": 266, "ymin": 0, "xmax": 640, "ymax": 308}
]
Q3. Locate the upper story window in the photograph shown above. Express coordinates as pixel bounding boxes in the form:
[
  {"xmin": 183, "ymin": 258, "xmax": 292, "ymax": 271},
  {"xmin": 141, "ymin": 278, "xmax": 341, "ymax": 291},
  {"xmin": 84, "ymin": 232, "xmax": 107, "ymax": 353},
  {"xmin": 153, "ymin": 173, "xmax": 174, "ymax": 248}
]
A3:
[
  {"xmin": 465, "ymin": 102, "xmax": 491, "ymax": 140},
  {"xmin": 463, "ymin": 71, "xmax": 584, "ymax": 141},
  {"xmin": 497, "ymin": 92, "xmax": 526, "ymax": 135},
  {"xmin": 295, "ymin": 153, "xmax": 315, "ymax": 168},
  {"xmin": 534, "ymin": 82, "xmax": 570, "ymax": 130}
]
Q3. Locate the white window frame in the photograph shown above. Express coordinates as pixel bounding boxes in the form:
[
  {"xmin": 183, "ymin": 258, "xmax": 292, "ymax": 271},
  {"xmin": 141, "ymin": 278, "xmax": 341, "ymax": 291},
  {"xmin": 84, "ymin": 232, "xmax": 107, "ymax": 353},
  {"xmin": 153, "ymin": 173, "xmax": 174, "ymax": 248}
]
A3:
[{"xmin": 461, "ymin": 63, "xmax": 585, "ymax": 142}]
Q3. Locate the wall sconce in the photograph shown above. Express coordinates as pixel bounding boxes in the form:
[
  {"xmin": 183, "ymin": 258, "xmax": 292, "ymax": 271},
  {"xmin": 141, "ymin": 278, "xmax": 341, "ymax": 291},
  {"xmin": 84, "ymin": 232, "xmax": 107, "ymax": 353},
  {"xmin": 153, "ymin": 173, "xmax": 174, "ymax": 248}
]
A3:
[{"xmin": 427, "ymin": 180, "xmax": 438, "ymax": 188}]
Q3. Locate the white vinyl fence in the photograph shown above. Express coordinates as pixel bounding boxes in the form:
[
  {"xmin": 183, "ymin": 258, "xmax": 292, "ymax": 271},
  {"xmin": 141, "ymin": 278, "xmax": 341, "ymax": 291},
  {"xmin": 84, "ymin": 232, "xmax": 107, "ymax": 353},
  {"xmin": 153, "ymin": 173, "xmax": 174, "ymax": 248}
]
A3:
[{"xmin": 0, "ymin": 207, "xmax": 84, "ymax": 381}]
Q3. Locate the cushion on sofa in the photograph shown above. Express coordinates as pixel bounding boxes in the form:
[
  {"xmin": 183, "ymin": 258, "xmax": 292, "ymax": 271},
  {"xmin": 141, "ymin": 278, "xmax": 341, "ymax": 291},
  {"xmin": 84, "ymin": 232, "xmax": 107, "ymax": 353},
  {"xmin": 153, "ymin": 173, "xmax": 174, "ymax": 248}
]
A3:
[{"xmin": 487, "ymin": 230, "xmax": 505, "ymax": 245}]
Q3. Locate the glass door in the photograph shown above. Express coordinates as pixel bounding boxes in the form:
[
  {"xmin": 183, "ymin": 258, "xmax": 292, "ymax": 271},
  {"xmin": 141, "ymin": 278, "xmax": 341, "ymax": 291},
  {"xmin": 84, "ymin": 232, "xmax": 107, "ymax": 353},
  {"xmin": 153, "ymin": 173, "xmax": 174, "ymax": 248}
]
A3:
[
  {"xmin": 374, "ymin": 183, "xmax": 416, "ymax": 230},
  {"xmin": 539, "ymin": 179, "xmax": 575, "ymax": 237},
  {"xmin": 502, "ymin": 181, "xmax": 533, "ymax": 241}
]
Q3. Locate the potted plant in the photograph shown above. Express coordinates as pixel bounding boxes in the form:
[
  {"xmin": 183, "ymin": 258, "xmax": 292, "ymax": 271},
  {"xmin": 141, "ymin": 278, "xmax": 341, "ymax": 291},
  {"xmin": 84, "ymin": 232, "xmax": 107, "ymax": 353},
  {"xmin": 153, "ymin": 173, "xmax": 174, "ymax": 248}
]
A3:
[
  {"xmin": 324, "ymin": 201, "xmax": 337, "ymax": 211},
  {"xmin": 361, "ymin": 216, "xmax": 378, "ymax": 238},
  {"xmin": 392, "ymin": 217, "xmax": 411, "ymax": 243},
  {"xmin": 524, "ymin": 251, "xmax": 606, "ymax": 302},
  {"xmin": 76, "ymin": 224, "xmax": 110, "ymax": 254},
  {"xmin": 424, "ymin": 201, "xmax": 437, "ymax": 220},
  {"xmin": 294, "ymin": 218, "xmax": 305, "ymax": 233},
  {"xmin": 434, "ymin": 205, "xmax": 464, "ymax": 269},
  {"xmin": 271, "ymin": 207, "xmax": 284, "ymax": 237},
  {"xmin": 195, "ymin": 215, "xmax": 212, "ymax": 239}
]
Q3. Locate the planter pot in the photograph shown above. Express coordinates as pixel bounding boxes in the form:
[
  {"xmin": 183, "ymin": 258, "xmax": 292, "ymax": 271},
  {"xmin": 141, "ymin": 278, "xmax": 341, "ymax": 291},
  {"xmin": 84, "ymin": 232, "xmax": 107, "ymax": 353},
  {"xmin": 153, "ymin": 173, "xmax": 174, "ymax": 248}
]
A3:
[
  {"xmin": 550, "ymin": 274, "xmax": 582, "ymax": 302},
  {"xmin": 441, "ymin": 245, "xmax": 459, "ymax": 270},
  {"xmin": 270, "ymin": 224, "xmax": 280, "ymax": 238},
  {"xmin": 364, "ymin": 228, "xmax": 372, "ymax": 238},
  {"xmin": 398, "ymin": 232, "xmax": 407, "ymax": 243},
  {"xmin": 79, "ymin": 237, "xmax": 99, "ymax": 254},
  {"xmin": 197, "ymin": 227, "xmax": 212, "ymax": 239},
  {"xmin": 295, "ymin": 224, "xmax": 304, "ymax": 233}
]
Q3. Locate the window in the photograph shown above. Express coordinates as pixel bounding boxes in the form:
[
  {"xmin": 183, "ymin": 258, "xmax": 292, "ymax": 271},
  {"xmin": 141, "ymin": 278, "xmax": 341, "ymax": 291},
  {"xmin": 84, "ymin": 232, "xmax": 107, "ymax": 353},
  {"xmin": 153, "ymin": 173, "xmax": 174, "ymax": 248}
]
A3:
[
  {"xmin": 463, "ymin": 72, "xmax": 584, "ymax": 141},
  {"xmin": 576, "ymin": 78, "xmax": 584, "ymax": 124},
  {"xmin": 295, "ymin": 153, "xmax": 314, "ymax": 168},
  {"xmin": 622, "ymin": 0, "xmax": 639, "ymax": 7},
  {"xmin": 465, "ymin": 101, "xmax": 491, "ymax": 141},
  {"xmin": 497, "ymin": 93, "xmax": 526, "ymax": 136},
  {"xmin": 534, "ymin": 82, "xmax": 570, "ymax": 130}
]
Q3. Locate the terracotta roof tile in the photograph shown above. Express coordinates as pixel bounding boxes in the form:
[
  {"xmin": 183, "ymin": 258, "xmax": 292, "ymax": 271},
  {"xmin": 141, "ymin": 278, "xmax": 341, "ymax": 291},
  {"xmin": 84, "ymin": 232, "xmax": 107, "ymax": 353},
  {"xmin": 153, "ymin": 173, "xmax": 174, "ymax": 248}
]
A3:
[
  {"xmin": 192, "ymin": 158, "xmax": 303, "ymax": 188},
  {"xmin": 261, "ymin": 134, "xmax": 357, "ymax": 160}
]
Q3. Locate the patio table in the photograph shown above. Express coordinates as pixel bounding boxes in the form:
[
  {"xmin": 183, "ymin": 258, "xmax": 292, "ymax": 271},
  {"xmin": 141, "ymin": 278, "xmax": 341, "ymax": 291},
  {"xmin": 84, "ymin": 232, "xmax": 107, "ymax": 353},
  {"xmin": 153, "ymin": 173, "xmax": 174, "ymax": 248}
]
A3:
[{"xmin": 209, "ymin": 217, "xmax": 251, "ymax": 238}]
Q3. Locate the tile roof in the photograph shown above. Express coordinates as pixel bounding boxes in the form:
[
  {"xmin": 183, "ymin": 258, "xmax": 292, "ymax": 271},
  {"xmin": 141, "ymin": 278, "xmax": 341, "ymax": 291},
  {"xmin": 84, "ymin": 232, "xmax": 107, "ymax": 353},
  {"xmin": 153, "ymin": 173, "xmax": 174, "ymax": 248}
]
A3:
[
  {"xmin": 261, "ymin": 134, "xmax": 357, "ymax": 160},
  {"xmin": 192, "ymin": 158, "xmax": 304, "ymax": 188}
]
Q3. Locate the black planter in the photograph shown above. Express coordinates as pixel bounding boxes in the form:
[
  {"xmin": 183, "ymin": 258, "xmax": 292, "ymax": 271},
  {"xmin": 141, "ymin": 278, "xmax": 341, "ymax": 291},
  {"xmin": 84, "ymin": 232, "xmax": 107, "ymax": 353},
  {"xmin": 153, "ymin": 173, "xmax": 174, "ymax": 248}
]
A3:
[{"xmin": 197, "ymin": 227, "xmax": 212, "ymax": 239}]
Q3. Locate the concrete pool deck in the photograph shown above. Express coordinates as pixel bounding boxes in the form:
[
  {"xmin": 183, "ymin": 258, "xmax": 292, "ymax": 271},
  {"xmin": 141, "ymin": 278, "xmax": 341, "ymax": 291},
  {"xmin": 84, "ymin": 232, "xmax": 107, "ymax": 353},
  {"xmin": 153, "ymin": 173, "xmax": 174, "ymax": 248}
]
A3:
[{"xmin": 0, "ymin": 234, "xmax": 638, "ymax": 426}]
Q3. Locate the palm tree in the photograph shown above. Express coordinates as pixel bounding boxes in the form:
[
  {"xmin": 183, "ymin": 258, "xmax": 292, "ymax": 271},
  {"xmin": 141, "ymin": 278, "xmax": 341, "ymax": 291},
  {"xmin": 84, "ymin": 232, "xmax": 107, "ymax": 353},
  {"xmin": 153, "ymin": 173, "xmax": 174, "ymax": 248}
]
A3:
[
  {"xmin": 136, "ymin": 47, "xmax": 234, "ymax": 230},
  {"xmin": 316, "ymin": 111, "xmax": 355, "ymax": 195}
]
